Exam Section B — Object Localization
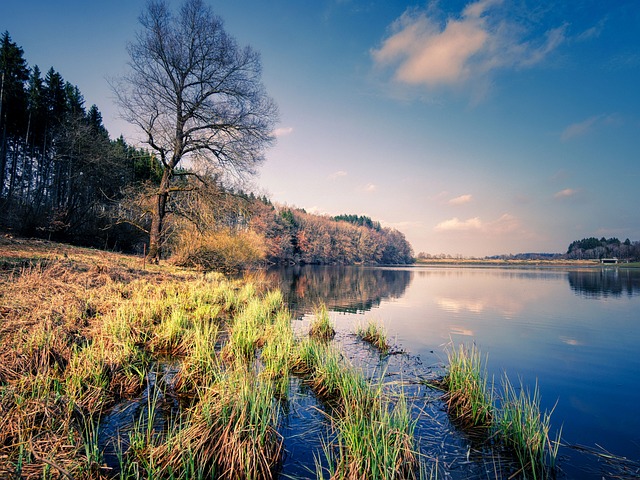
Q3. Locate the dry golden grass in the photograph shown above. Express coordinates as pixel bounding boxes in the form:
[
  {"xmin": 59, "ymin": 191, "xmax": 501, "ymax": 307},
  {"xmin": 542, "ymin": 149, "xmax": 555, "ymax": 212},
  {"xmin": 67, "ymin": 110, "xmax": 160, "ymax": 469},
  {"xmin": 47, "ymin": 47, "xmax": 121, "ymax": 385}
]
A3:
[
  {"xmin": 0, "ymin": 234, "xmax": 420, "ymax": 479},
  {"xmin": 0, "ymin": 234, "xmax": 288, "ymax": 478}
]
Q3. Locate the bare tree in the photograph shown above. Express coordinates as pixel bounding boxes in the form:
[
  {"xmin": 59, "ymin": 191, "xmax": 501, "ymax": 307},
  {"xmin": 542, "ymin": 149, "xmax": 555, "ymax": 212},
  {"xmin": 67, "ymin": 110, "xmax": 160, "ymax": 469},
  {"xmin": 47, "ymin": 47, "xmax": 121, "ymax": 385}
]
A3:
[{"xmin": 114, "ymin": 0, "xmax": 278, "ymax": 261}]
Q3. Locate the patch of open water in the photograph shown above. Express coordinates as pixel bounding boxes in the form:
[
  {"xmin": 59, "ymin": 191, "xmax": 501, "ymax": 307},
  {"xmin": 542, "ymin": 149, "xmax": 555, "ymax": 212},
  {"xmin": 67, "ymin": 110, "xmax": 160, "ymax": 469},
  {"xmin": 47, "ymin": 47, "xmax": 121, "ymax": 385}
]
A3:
[{"xmin": 267, "ymin": 265, "xmax": 640, "ymax": 479}]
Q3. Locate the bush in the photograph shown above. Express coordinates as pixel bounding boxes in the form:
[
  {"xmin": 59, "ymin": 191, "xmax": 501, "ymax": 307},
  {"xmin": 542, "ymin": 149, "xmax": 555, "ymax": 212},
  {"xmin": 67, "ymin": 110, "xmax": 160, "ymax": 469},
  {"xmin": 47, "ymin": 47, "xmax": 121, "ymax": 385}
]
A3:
[{"xmin": 171, "ymin": 228, "xmax": 266, "ymax": 272}]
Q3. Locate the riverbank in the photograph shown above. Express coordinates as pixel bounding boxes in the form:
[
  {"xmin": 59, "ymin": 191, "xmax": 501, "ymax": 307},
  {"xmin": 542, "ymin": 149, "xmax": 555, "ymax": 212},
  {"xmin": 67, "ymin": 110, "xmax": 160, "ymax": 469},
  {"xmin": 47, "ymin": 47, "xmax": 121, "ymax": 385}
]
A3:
[
  {"xmin": 2, "ymin": 235, "xmax": 625, "ymax": 478},
  {"xmin": 0, "ymin": 236, "xmax": 418, "ymax": 478}
]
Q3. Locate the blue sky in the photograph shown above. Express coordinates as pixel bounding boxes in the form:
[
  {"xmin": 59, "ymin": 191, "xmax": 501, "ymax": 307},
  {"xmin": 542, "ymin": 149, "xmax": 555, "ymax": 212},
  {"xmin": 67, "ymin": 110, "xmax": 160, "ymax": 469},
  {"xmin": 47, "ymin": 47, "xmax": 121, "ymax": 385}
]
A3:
[{"xmin": 3, "ymin": 0, "xmax": 639, "ymax": 256}]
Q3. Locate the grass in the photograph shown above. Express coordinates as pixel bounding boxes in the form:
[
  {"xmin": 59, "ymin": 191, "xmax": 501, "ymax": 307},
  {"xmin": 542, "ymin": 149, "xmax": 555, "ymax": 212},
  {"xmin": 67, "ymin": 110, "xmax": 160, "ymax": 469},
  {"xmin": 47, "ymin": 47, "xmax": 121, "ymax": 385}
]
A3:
[
  {"xmin": 440, "ymin": 343, "xmax": 494, "ymax": 430},
  {"xmin": 497, "ymin": 375, "xmax": 562, "ymax": 478},
  {"xmin": 355, "ymin": 320, "xmax": 390, "ymax": 353},
  {"xmin": 291, "ymin": 333, "xmax": 419, "ymax": 478},
  {"xmin": 0, "ymin": 236, "xmax": 291, "ymax": 478},
  {"xmin": 138, "ymin": 363, "xmax": 283, "ymax": 479},
  {"xmin": 321, "ymin": 382, "xmax": 418, "ymax": 480},
  {"xmin": 309, "ymin": 303, "xmax": 335, "ymax": 340},
  {"xmin": 1, "ymin": 236, "xmax": 563, "ymax": 479},
  {"xmin": 437, "ymin": 342, "xmax": 561, "ymax": 478}
]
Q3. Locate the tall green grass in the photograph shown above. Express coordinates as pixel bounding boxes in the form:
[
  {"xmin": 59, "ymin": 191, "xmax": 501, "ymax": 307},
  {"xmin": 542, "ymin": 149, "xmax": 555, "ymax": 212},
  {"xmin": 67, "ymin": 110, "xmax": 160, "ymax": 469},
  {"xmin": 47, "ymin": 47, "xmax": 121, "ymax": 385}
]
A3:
[
  {"xmin": 356, "ymin": 320, "xmax": 390, "ymax": 353},
  {"xmin": 498, "ymin": 375, "xmax": 562, "ymax": 478},
  {"xmin": 441, "ymin": 343, "xmax": 561, "ymax": 478},
  {"xmin": 1, "ymin": 242, "xmax": 427, "ymax": 479},
  {"xmin": 175, "ymin": 318, "xmax": 221, "ymax": 391},
  {"xmin": 322, "ymin": 383, "xmax": 418, "ymax": 480},
  {"xmin": 0, "ymin": 246, "xmax": 294, "ymax": 478},
  {"xmin": 150, "ymin": 364, "xmax": 283, "ymax": 479},
  {"xmin": 442, "ymin": 343, "xmax": 493, "ymax": 430},
  {"xmin": 309, "ymin": 303, "xmax": 335, "ymax": 340},
  {"xmin": 261, "ymin": 308, "xmax": 295, "ymax": 396},
  {"xmin": 294, "ymin": 336, "xmax": 418, "ymax": 479}
]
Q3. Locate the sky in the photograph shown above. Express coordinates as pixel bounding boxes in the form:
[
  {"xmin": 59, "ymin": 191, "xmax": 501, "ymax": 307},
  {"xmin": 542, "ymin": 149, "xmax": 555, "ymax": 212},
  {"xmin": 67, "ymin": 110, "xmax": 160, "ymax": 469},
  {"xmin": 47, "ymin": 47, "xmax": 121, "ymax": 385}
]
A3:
[{"xmin": 2, "ymin": 0, "xmax": 640, "ymax": 257}]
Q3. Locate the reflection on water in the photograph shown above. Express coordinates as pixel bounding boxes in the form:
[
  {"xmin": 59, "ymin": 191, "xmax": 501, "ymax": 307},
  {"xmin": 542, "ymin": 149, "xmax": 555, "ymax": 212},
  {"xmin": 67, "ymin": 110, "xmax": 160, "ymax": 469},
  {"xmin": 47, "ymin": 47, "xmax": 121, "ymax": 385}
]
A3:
[
  {"xmin": 568, "ymin": 268, "xmax": 640, "ymax": 298},
  {"xmin": 265, "ymin": 265, "xmax": 412, "ymax": 315},
  {"xmin": 268, "ymin": 265, "xmax": 640, "ymax": 479}
]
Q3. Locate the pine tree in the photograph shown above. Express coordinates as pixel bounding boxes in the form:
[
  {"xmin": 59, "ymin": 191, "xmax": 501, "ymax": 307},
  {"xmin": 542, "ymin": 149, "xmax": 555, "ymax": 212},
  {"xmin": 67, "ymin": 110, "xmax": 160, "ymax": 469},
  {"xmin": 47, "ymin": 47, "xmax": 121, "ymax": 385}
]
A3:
[{"xmin": 0, "ymin": 31, "xmax": 29, "ymax": 198}]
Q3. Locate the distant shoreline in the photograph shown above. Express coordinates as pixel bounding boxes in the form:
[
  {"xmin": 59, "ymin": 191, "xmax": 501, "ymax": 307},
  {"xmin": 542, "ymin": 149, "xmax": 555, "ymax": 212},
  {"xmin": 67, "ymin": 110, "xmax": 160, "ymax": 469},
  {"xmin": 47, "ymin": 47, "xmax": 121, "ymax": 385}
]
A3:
[{"xmin": 413, "ymin": 258, "xmax": 640, "ymax": 268}]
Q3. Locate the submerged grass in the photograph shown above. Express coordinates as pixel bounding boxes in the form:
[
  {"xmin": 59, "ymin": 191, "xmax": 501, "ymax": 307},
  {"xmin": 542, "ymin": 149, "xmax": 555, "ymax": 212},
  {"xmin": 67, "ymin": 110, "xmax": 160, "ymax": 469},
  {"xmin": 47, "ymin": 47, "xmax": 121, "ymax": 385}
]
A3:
[
  {"xmin": 292, "ymin": 333, "xmax": 418, "ymax": 479},
  {"xmin": 146, "ymin": 363, "xmax": 283, "ymax": 479},
  {"xmin": 441, "ymin": 343, "xmax": 494, "ymax": 431},
  {"xmin": 498, "ymin": 375, "xmax": 562, "ymax": 479},
  {"xmin": 4, "ymin": 237, "xmax": 564, "ymax": 479},
  {"xmin": 320, "ymin": 379, "xmax": 418, "ymax": 480}
]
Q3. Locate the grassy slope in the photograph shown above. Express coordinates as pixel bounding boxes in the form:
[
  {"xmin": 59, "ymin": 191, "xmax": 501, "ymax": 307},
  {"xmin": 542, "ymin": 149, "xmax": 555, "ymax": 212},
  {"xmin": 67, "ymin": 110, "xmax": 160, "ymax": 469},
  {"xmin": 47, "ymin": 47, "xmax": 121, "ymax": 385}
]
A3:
[
  {"xmin": 0, "ymin": 235, "xmax": 281, "ymax": 478},
  {"xmin": 0, "ymin": 235, "xmax": 418, "ymax": 479}
]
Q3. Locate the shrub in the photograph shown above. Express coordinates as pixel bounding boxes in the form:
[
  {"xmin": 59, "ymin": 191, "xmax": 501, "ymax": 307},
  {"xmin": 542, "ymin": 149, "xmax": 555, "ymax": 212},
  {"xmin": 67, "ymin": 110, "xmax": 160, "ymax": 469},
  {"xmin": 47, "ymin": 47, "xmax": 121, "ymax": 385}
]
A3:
[{"xmin": 171, "ymin": 227, "xmax": 266, "ymax": 272}]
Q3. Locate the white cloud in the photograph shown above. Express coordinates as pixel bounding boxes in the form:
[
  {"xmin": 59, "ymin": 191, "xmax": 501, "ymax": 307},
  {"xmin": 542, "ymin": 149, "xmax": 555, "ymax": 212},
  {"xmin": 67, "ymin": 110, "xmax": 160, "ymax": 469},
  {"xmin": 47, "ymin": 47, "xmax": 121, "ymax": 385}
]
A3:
[
  {"xmin": 485, "ymin": 213, "xmax": 519, "ymax": 235},
  {"xmin": 273, "ymin": 127, "xmax": 293, "ymax": 137},
  {"xmin": 449, "ymin": 194, "xmax": 473, "ymax": 205},
  {"xmin": 554, "ymin": 188, "xmax": 577, "ymax": 199},
  {"xmin": 435, "ymin": 213, "xmax": 519, "ymax": 234},
  {"xmin": 371, "ymin": 0, "xmax": 565, "ymax": 95},
  {"xmin": 435, "ymin": 216, "xmax": 482, "ymax": 231},
  {"xmin": 364, "ymin": 183, "xmax": 377, "ymax": 192},
  {"xmin": 576, "ymin": 18, "xmax": 605, "ymax": 42},
  {"xmin": 329, "ymin": 170, "xmax": 348, "ymax": 180},
  {"xmin": 561, "ymin": 116, "xmax": 599, "ymax": 141},
  {"xmin": 372, "ymin": 4, "xmax": 489, "ymax": 87},
  {"xmin": 560, "ymin": 114, "xmax": 620, "ymax": 141}
]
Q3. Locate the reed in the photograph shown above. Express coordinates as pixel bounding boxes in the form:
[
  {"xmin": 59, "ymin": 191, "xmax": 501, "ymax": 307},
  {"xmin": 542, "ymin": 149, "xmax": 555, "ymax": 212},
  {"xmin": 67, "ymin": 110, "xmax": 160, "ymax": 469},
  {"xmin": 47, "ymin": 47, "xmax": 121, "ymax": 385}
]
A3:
[
  {"xmin": 441, "ymin": 343, "xmax": 494, "ymax": 430},
  {"xmin": 175, "ymin": 318, "xmax": 221, "ymax": 391},
  {"xmin": 293, "ymin": 331, "xmax": 418, "ymax": 479},
  {"xmin": 154, "ymin": 364, "xmax": 283, "ymax": 479},
  {"xmin": 262, "ymin": 289, "xmax": 284, "ymax": 315},
  {"xmin": 440, "ymin": 343, "xmax": 561, "ymax": 478},
  {"xmin": 303, "ymin": 341, "xmax": 347, "ymax": 404},
  {"xmin": 330, "ymin": 392, "xmax": 417, "ymax": 479},
  {"xmin": 497, "ymin": 375, "xmax": 562, "ymax": 478},
  {"xmin": 2, "ymin": 239, "xmax": 425, "ymax": 478},
  {"xmin": 309, "ymin": 303, "xmax": 335, "ymax": 340},
  {"xmin": 356, "ymin": 320, "xmax": 390, "ymax": 353},
  {"xmin": 260, "ymin": 308, "xmax": 295, "ymax": 396},
  {"xmin": 311, "ymin": 361, "xmax": 418, "ymax": 479},
  {"xmin": 224, "ymin": 295, "xmax": 270, "ymax": 361},
  {"xmin": 78, "ymin": 409, "xmax": 103, "ymax": 475}
]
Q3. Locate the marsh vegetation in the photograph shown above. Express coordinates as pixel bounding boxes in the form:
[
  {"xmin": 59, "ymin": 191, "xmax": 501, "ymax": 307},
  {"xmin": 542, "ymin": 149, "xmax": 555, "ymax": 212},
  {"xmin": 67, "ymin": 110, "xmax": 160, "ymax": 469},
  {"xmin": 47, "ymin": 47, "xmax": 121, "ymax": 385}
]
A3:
[
  {"xmin": 434, "ymin": 343, "xmax": 562, "ymax": 479},
  {"xmin": 0, "ymin": 238, "xmax": 419, "ymax": 479}
]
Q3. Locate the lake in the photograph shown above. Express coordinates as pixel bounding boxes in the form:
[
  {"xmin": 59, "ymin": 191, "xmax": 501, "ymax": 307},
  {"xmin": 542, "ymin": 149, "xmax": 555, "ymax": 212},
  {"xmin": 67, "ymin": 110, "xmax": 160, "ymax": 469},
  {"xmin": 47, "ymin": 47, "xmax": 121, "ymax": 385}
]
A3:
[{"xmin": 265, "ymin": 265, "xmax": 640, "ymax": 479}]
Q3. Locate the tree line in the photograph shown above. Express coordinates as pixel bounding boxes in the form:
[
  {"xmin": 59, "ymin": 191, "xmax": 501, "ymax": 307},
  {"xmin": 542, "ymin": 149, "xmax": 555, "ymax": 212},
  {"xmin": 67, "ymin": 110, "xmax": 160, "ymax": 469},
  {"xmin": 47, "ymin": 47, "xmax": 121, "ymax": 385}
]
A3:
[
  {"xmin": 251, "ymin": 203, "xmax": 414, "ymax": 265},
  {"xmin": 162, "ymin": 180, "xmax": 414, "ymax": 269},
  {"xmin": 566, "ymin": 237, "xmax": 640, "ymax": 261},
  {"xmin": 0, "ymin": 31, "xmax": 160, "ymax": 250},
  {"xmin": 0, "ymin": 25, "xmax": 414, "ymax": 267}
]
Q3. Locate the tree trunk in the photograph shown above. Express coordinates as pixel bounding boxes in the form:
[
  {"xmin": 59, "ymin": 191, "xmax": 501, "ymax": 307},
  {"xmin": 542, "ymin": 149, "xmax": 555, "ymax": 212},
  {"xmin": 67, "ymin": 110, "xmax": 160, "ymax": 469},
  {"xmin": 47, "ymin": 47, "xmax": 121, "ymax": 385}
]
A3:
[
  {"xmin": 0, "ymin": 122, "xmax": 7, "ymax": 198},
  {"xmin": 147, "ymin": 169, "xmax": 171, "ymax": 263}
]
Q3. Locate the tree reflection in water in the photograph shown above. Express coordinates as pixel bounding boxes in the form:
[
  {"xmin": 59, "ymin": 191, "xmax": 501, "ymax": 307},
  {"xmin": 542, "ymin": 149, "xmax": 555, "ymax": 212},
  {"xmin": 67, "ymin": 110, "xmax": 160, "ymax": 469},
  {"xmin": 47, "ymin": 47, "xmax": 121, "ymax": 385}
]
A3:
[
  {"xmin": 264, "ymin": 265, "xmax": 413, "ymax": 316},
  {"xmin": 568, "ymin": 268, "xmax": 640, "ymax": 298}
]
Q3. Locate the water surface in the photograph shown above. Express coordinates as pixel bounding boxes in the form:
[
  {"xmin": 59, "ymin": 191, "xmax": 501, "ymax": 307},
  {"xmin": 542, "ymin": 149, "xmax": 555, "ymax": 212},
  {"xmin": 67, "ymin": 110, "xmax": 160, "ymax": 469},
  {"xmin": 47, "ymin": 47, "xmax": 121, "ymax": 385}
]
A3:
[{"xmin": 267, "ymin": 265, "xmax": 640, "ymax": 479}]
